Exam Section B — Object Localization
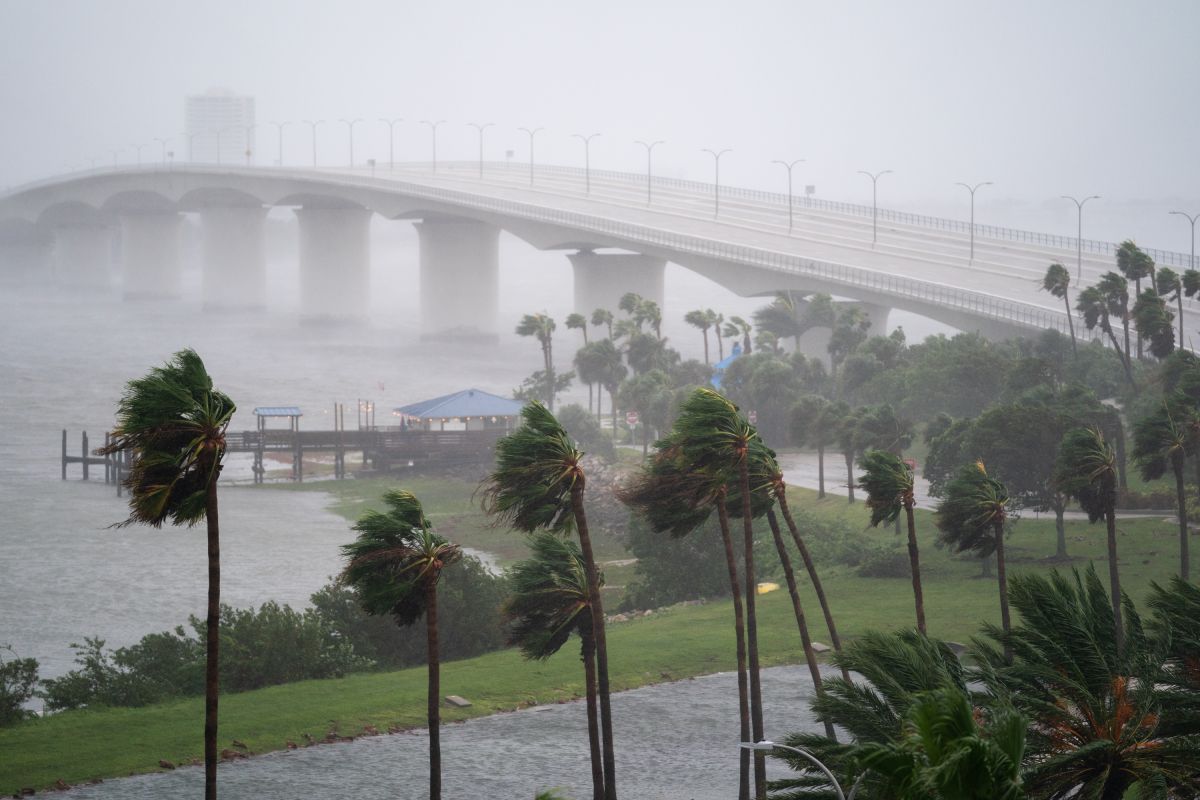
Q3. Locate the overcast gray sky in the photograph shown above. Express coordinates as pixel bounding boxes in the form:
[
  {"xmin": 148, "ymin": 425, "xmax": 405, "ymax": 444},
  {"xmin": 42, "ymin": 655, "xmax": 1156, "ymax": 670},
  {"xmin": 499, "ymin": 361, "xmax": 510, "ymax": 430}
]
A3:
[{"xmin": 2, "ymin": 0, "xmax": 1197, "ymax": 246}]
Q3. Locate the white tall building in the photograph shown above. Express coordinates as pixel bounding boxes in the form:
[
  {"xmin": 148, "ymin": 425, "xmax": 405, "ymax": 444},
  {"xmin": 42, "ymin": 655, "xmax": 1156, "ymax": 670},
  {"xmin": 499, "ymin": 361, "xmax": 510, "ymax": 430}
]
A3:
[{"xmin": 185, "ymin": 89, "xmax": 256, "ymax": 164}]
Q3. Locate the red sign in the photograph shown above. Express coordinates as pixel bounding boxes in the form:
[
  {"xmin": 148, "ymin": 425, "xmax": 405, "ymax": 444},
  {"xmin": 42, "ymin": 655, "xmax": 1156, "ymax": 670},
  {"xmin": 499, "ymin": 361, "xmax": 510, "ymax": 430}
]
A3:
[{"xmin": 626, "ymin": 411, "xmax": 639, "ymax": 426}]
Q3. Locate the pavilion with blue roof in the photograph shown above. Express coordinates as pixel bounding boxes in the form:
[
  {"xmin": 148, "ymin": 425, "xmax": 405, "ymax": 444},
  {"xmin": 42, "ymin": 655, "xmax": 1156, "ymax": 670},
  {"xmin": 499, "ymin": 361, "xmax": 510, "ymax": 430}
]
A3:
[{"xmin": 393, "ymin": 388, "xmax": 525, "ymax": 432}]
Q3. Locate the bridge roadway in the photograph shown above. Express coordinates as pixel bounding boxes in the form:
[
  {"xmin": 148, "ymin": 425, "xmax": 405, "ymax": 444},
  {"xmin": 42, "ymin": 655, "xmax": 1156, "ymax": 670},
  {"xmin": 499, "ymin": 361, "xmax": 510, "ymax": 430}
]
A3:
[{"xmin": 1, "ymin": 161, "xmax": 1194, "ymax": 345}]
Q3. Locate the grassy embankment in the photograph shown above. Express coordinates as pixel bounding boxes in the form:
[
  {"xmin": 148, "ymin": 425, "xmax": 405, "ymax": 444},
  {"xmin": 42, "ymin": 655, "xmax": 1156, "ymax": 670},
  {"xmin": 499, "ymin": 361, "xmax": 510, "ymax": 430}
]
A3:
[{"xmin": 3, "ymin": 470, "xmax": 1192, "ymax": 794}]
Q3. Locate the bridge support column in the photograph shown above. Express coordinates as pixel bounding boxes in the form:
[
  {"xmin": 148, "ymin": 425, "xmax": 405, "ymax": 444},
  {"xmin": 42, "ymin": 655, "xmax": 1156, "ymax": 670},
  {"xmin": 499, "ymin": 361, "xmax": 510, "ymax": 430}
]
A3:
[
  {"xmin": 859, "ymin": 302, "xmax": 891, "ymax": 337},
  {"xmin": 568, "ymin": 250, "xmax": 666, "ymax": 315},
  {"xmin": 416, "ymin": 217, "xmax": 500, "ymax": 340},
  {"xmin": 200, "ymin": 206, "xmax": 267, "ymax": 310},
  {"xmin": 296, "ymin": 206, "xmax": 372, "ymax": 321},
  {"xmin": 120, "ymin": 212, "xmax": 182, "ymax": 298},
  {"xmin": 52, "ymin": 224, "xmax": 113, "ymax": 288}
]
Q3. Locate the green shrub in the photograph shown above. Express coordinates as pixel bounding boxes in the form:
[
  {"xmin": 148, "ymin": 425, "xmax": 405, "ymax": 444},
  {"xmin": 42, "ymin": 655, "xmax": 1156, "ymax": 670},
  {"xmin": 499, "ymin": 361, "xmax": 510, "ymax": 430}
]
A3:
[{"xmin": 0, "ymin": 645, "xmax": 39, "ymax": 726}]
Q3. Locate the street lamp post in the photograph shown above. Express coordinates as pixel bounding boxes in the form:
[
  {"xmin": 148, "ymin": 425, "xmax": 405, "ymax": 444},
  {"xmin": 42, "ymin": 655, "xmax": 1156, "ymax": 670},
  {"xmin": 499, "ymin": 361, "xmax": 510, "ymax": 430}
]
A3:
[
  {"xmin": 1061, "ymin": 194, "xmax": 1101, "ymax": 280},
  {"xmin": 740, "ymin": 742, "xmax": 864, "ymax": 800},
  {"xmin": 379, "ymin": 118, "xmax": 403, "ymax": 171},
  {"xmin": 518, "ymin": 126, "xmax": 544, "ymax": 186},
  {"xmin": 339, "ymin": 118, "xmax": 362, "ymax": 167},
  {"xmin": 181, "ymin": 132, "xmax": 198, "ymax": 162},
  {"xmin": 243, "ymin": 124, "xmax": 256, "ymax": 165},
  {"xmin": 858, "ymin": 169, "xmax": 893, "ymax": 246},
  {"xmin": 571, "ymin": 133, "xmax": 601, "ymax": 194},
  {"xmin": 1169, "ymin": 210, "xmax": 1199, "ymax": 271},
  {"xmin": 270, "ymin": 121, "xmax": 290, "ymax": 167},
  {"xmin": 702, "ymin": 148, "xmax": 732, "ymax": 219},
  {"xmin": 153, "ymin": 138, "xmax": 169, "ymax": 166},
  {"xmin": 302, "ymin": 120, "xmax": 324, "ymax": 167},
  {"xmin": 111, "ymin": 149, "xmax": 121, "ymax": 166},
  {"xmin": 468, "ymin": 122, "xmax": 494, "ymax": 179},
  {"xmin": 213, "ymin": 128, "xmax": 224, "ymax": 165},
  {"xmin": 131, "ymin": 143, "xmax": 147, "ymax": 166},
  {"xmin": 771, "ymin": 158, "xmax": 805, "ymax": 232},
  {"xmin": 635, "ymin": 139, "xmax": 664, "ymax": 205},
  {"xmin": 955, "ymin": 180, "xmax": 993, "ymax": 263},
  {"xmin": 420, "ymin": 120, "xmax": 445, "ymax": 173}
]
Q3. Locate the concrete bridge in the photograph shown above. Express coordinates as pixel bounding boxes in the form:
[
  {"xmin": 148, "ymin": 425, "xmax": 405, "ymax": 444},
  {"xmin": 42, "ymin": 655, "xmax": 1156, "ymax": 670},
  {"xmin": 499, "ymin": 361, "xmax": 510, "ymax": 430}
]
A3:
[{"xmin": 1, "ymin": 161, "xmax": 1194, "ymax": 342}]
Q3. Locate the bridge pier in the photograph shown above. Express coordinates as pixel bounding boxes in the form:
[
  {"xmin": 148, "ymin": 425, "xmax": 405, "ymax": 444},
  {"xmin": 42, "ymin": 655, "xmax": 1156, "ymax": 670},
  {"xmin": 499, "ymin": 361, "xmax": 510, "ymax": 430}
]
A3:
[
  {"xmin": 52, "ymin": 224, "xmax": 114, "ymax": 289},
  {"xmin": 200, "ymin": 205, "xmax": 267, "ymax": 310},
  {"xmin": 120, "ymin": 212, "xmax": 182, "ymax": 298},
  {"xmin": 296, "ymin": 206, "xmax": 372, "ymax": 321},
  {"xmin": 416, "ymin": 217, "xmax": 500, "ymax": 340},
  {"xmin": 568, "ymin": 250, "xmax": 666, "ymax": 316}
]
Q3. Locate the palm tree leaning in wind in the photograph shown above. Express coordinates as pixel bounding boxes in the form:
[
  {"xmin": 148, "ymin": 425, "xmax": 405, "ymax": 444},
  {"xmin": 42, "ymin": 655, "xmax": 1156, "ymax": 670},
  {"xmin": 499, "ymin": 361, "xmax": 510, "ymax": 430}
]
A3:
[
  {"xmin": 857, "ymin": 449, "xmax": 927, "ymax": 635},
  {"xmin": 97, "ymin": 349, "xmax": 235, "ymax": 800},
  {"xmin": 1132, "ymin": 404, "xmax": 1191, "ymax": 582},
  {"xmin": 516, "ymin": 312, "xmax": 558, "ymax": 410},
  {"xmin": 505, "ymin": 532, "xmax": 606, "ymax": 800},
  {"xmin": 341, "ymin": 490, "xmax": 461, "ymax": 800},
  {"xmin": 685, "ymin": 308, "xmax": 716, "ymax": 364},
  {"xmin": 1041, "ymin": 262, "xmax": 1077, "ymax": 355},
  {"xmin": 481, "ymin": 402, "xmax": 617, "ymax": 800}
]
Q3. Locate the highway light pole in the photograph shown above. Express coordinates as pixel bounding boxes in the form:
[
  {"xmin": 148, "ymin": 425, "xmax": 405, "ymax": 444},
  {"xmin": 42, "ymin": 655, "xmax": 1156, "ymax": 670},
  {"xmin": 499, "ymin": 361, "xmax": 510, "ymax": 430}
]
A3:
[
  {"xmin": 740, "ymin": 742, "xmax": 864, "ymax": 800},
  {"xmin": 635, "ymin": 139, "xmax": 664, "ymax": 205},
  {"xmin": 270, "ymin": 121, "xmax": 290, "ymax": 167},
  {"xmin": 1062, "ymin": 194, "xmax": 1100, "ymax": 280},
  {"xmin": 302, "ymin": 120, "xmax": 324, "ymax": 167},
  {"xmin": 771, "ymin": 158, "xmax": 805, "ymax": 232},
  {"xmin": 518, "ymin": 126, "xmax": 544, "ymax": 186},
  {"xmin": 242, "ymin": 124, "xmax": 256, "ymax": 165},
  {"xmin": 181, "ymin": 132, "xmax": 198, "ymax": 162},
  {"xmin": 153, "ymin": 138, "xmax": 169, "ymax": 166},
  {"xmin": 858, "ymin": 169, "xmax": 893, "ymax": 246},
  {"xmin": 131, "ymin": 143, "xmax": 147, "ymax": 166},
  {"xmin": 213, "ymin": 129, "xmax": 225, "ymax": 165},
  {"xmin": 420, "ymin": 120, "xmax": 445, "ymax": 173},
  {"xmin": 339, "ymin": 118, "xmax": 362, "ymax": 167},
  {"xmin": 379, "ymin": 117, "xmax": 403, "ymax": 171},
  {"xmin": 1169, "ymin": 210, "xmax": 1199, "ymax": 270},
  {"xmin": 955, "ymin": 180, "xmax": 993, "ymax": 263},
  {"xmin": 468, "ymin": 122, "xmax": 493, "ymax": 179},
  {"xmin": 702, "ymin": 148, "xmax": 732, "ymax": 219},
  {"xmin": 571, "ymin": 132, "xmax": 601, "ymax": 194}
]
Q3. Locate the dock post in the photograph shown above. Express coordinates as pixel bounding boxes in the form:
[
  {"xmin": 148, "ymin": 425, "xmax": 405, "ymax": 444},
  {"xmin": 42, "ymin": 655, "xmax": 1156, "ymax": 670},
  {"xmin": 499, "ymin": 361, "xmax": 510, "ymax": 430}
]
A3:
[
  {"xmin": 61, "ymin": 429, "xmax": 67, "ymax": 480},
  {"xmin": 82, "ymin": 431, "xmax": 89, "ymax": 481}
]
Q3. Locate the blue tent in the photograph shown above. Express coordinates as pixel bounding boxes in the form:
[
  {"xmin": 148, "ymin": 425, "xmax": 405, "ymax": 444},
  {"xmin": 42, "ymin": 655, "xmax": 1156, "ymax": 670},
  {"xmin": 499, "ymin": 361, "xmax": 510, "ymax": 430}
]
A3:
[{"xmin": 710, "ymin": 342, "xmax": 743, "ymax": 389}]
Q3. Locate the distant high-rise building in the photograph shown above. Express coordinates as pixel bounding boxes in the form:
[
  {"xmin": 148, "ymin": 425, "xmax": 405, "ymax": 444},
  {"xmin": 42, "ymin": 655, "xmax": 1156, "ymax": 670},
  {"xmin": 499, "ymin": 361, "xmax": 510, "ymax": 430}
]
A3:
[{"xmin": 185, "ymin": 89, "xmax": 256, "ymax": 164}]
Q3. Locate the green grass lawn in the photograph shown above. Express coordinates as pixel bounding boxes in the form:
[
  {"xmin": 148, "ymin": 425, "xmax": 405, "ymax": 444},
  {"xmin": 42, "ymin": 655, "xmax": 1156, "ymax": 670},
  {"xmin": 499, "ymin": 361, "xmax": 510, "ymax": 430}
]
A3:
[{"xmin": 3, "ymin": 472, "xmax": 1192, "ymax": 794}]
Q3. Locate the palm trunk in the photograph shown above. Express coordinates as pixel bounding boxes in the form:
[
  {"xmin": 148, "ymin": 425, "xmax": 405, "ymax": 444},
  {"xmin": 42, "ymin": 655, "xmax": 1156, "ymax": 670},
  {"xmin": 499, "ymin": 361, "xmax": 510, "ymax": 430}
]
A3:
[
  {"xmin": 1174, "ymin": 456, "xmax": 1190, "ymax": 583},
  {"xmin": 844, "ymin": 451, "xmax": 855, "ymax": 503},
  {"xmin": 1104, "ymin": 323, "xmax": 1135, "ymax": 386},
  {"xmin": 1177, "ymin": 292, "xmax": 1185, "ymax": 351},
  {"xmin": 904, "ymin": 503, "xmax": 927, "ymax": 635},
  {"xmin": 716, "ymin": 495, "xmax": 751, "ymax": 800},
  {"xmin": 426, "ymin": 581, "xmax": 442, "ymax": 800},
  {"xmin": 816, "ymin": 443, "xmax": 825, "ymax": 499},
  {"xmin": 204, "ymin": 482, "xmax": 220, "ymax": 800},
  {"xmin": 767, "ymin": 509, "xmax": 835, "ymax": 740},
  {"xmin": 738, "ymin": 462, "xmax": 766, "ymax": 800},
  {"xmin": 1113, "ymin": 421, "xmax": 1128, "ymax": 490},
  {"xmin": 610, "ymin": 389, "xmax": 617, "ymax": 442},
  {"xmin": 581, "ymin": 631, "xmax": 604, "ymax": 800},
  {"xmin": 716, "ymin": 330, "xmax": 725, "ymax": 360},
  {"xmin": 571, "ymin": 482, "xmax": 617, "ymax": 800},
  {"xmin": 1122, "ymin": 308, "xmax": 1132, "ymax": 365},
  {"xmin": 702, "ymin": 329, "xmax": 710, "ymax": 364},
  {"xmin": 776, "ymin": 488, "xmax": 849, "ymax": 682},
  {"xmin": 1063, "ymin": 295, "xmax": 1077, "ymax": 356},
  {"xmin": 1105, "ymin": 507, "xmax": 1125, "ymax": 656},
  {"xmin": 994, "ymin": 519, "xmax": 1012, "ymax": 664}
]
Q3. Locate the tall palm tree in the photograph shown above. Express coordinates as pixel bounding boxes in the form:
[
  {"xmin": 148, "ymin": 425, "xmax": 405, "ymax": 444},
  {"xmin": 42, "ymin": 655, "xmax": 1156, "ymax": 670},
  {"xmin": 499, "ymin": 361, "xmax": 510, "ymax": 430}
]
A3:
[
  {"xmin": 934, "ymin": 461, "xmax": 1013, "ymax": 660},
  {"xmin": 1077, "ymin": 280, "xmax": 1134, "ymax": 385},
  {"xmin": 1097, "ymin": 271, "xmax": 1132, "ymax": 363},
  {"xmin": 1054, "ymin": 426, "xmax": 1124, "ymax": 653},
  {"xmin": 517, "ymin": 313, "xmax": 558, "ymax": 409},
  {"xmin": 481, "ymin": 402, "xmax": 618, "ymax": 800},
  {"xmin": 857, "ymin": 449, "xmax": 927, "ymax": 635},
  {"xmin": 1157, "ymin": 266, "xmax": 1187, "ymax": 348},
  {"xmin": 1040, "ymin": 262, "xmax": 1077, "ymax": 355},
  {"xmin": 712, "ymin": 310, "xmax": 726, "ymax": 360},
  {"xmin": 341, "ymin": 490, "xmax": 461, "ymax": 800},
  {"xmin": 1117, "ymin": 239, "xmax": 1156, "ymax": 359},
  {"xmin": 1132, "ymin": 403, "xmax": 1191, "ymax": 582},
  {"xmin": 685, "ymin": 309, "xmax": 715, "ymax": 364},
  {"xmin": 593, "ymin": 339, "xmax": 627, "ymax": 438},
  {"xmin": 1132, "ymin": 287, "xmax": 1176, "ymax": 359},
  {"xmin": 838, "ymin": 406, "xmax": 868, "ymax": 503},
  {"xmin": 566, "ymin": 312, "xmax": 589, "ymax": 345},
  {"xmin": 591, "ymin": 307, "xmax": 614, "ymax": 340},
  {"xmin": 97, "ymin": 349, "xmax": 235, "ymax": 800},
  {"xmin": 505, "ymin": 533, "xmax": 606, "ymax": 800},
  {"xmin": 724, "ymin": 315, "xmax": 753, "ymax": 354}
]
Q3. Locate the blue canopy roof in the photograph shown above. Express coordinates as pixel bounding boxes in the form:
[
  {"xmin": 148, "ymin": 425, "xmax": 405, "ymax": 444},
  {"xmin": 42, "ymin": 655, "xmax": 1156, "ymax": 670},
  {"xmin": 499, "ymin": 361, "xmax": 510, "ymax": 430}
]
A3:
[
  {"xmin": 254, "ymin": 406, "xmax": 302, "ymax": 417},
  {"xmin": 394, "ymin": 389, "xmax": 525, "ymax": 420},
  {"xmin": 710, "ymin": 343, "xmax": 744, "ymax": 389}
]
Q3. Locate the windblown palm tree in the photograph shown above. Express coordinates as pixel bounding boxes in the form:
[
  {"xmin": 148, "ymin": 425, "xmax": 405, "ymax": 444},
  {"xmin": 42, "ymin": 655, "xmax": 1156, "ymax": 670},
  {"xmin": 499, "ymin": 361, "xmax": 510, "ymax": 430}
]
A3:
[
  {"xmin": 724, "ymin": 315, "xmax": 753, "ymax": 354},
  {"xmin": 517, "ymin": 313, "xmax": 558, "ymax": 409},
  {"xmin": 1054, "ymin": 427, "xmax": 1125, "ymax": 653},
  {"xmin": 857, "ymin": 449, "xmax": 927, "ymax": 634},
  {"xmin": 1077, "ymin": 281, "xmax": 1134, "ymax": 385},
  {"xmin": 565, "ymin": 312, "xmax": 589, "ymax": 345},
  {"xmin": 685, "ymin": 308, "xmax": 715, "ymax": 364},
  {"xmin": 1133, "ymin": 404, "xmax": 1191, "ymax": 582},
  {"xmin": 1117, "ymin": 239, "xmax": 1156, "ymax": 358},
  {"xmin": 481, "ymin": 402, "xmax": 618, "ymax": 800},
  {"xmin": 1156, "ymin": 266, "xmax": 1187, "ymax": 348},
  {"xmin": 1132, "ymin": 287, "xmax": 1176, "ymax": 358},
  {"xmin": 97, "ymin": 349, "xmax": 235, "ymax": 800},
  {"xmin": 591, "ymin": 307, "xmax": 614, "ymax": 340},
  {"xmin": 593, "ymin": 339, "xmax": 627, "ymax": 438},
  {"xmin": 1040, "ymin": 262, "xmax": 1076, "ymax": 355},
  {"xmin": 341, "ymin": 490, "xmax": 461, "ymax": 800},
  {"xmin": 934, "ymin": 461, "xmax": 1013, "ymax": 659},
  {"xmin": 506, "ymin": 533, "xmax": 606, "ymax": 800}
]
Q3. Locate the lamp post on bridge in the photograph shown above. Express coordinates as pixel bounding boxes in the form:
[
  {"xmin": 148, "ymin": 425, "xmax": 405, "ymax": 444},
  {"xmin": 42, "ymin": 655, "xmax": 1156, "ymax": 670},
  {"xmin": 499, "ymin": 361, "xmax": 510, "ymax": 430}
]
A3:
[
  {"xmin": 131, "ymin": 143, "xmax": 147, "ymax": 167},
  {"xmin": 181, "ymin": 131, "xmax": 198, "ymax": 162},
  {"xmin": 1061, "ymin": 194, "xmax": 1100, "ymax": 281},
  {"xmin": 635, "ymin": 139, "xmax": 664, "ymax": 205},
  {"xmin": 518, "ymin": 126, "xmax": 544, "ymax": 186},
  {"xmin": 771, "ymin": 158, "xmax": 805, "ymax": 233},
  {"xmin": 701, "ymin": 147, "xmax": 732, "ymax": 219},
  {"xmin": 378, "ymin": 117, "xmax": 403, "ymax": 171},
  {"xmin": 1169, "ymin": 210, "xmax": 1199, "ymax": 271},
  {"xmin": 242, "ymin": 124, "xmax": 256, "ymax": 165},
  {"xmin": 111, "ymin": 149, "xmax": 121, "ymax": 166},
  {"xmin": 420, "ymin": 120, "xmax": 445, "ymax": 173},
  {"xmin": 339, "ymin": 118, "xmax": 362, "ymax": 167},
  {"xmin": 955, "ymin": 180, "xmax": 993, "ymax": 263},
  {"xmin": 858, "ymin": 169, "xmax": 893, "ymax": 246},
  {"xmin": 212, "ymin": 128, "xmax": 224, "ymax": 164},
  {"xmin": 153, "ymin": 138, "xmax": 169, "ymax": 166},
  {"xmin": 302, "ymin": 120, "xmax": 324, "ymax": 167},
  {"xmin": 270, "ymin": 121, "xmax": 290, "ymax": 167},
  {"xmin": 468, "ymin": 122, "xmax": 493, "ymax": 179},
  {"xmin": 572, "ymin": 132, "xmax": 601, "ymax": 194}
]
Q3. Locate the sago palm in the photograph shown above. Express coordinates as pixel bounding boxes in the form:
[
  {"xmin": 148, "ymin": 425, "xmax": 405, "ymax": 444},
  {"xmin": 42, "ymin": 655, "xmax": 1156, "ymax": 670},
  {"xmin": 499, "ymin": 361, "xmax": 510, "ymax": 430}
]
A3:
[
  {"xmin": 341, "ymin": 489, "xmax": 461, "ymax": 800},
  {"xmin": 1146, "ymin": 576, "xmax": 1200, "ymax": 740},
  {"xmin": 1132, "ymin": 404, "xmax": 1191, "ymax": 582},
  {"xmin": 97, "ymin": 348, "xmax": 235, "ymax": 800},
  {"xmin": 857, "ymin": 449, "xmax": 927, "ymax": 635},
  {"xmin": 481, "ymin": 402, "xmax": 618, "ymax": 800}
]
